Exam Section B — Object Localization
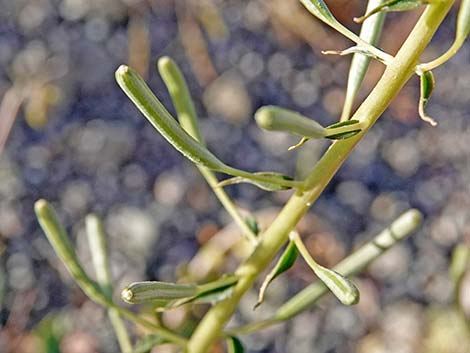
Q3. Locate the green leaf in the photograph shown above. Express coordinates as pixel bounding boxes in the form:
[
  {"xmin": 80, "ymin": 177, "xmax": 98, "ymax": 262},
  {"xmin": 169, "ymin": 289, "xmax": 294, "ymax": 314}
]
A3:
[
  {"xmin": 418, "ymin": 70, "xmax": 437, "ymax": 126},
  {"xmin": 354, "ymin": 0, "xmax": 432, "ymax": 23},
  {"xmin": 325, "ymin": 130, "xmax": 362, "ymax": 140},
  {"xmin": 216, "ymin": 172, "xmax": 295, "ymax": 191},
  {"xmin": 298, "ymin": 0, "xmax": 337, "ymax": 24},
  {"xmin": 312, "ymin": 266, "xmax": 360, "ymax": 305},
  {"xmin": 115, "ymin": 65, "xmax": 228, "ymax": 172},
  {"xmin": 125, "ymin": 275, "xmax": 238, "ymax": 309},
  {"xmin": 255, "ymin": 106, "xmax": 327, "ymax": 139},
  {"xmin": 326, "ymin": 120, "xmax": 361, "ymax": 129},
  {"xmin": 227, "ymin": 336, "xmax": 245, "ymax": 353},
  {"xmin": 121, "ymin": 281, "xmax": 198, "ymax": 304},
  {"xmin": 255, "ymin": 241, "xmax": 298, "ymax": 308},
  {"xmin": 291, "ymin": 231, "xmax": 360, "ymax": 306},
  {"xmin": 341, "ymin": 0, "xmax": 387, "ymax": 120},
  {"xmin": 325, "ymin": 120, "xmax": 363, "ymax": 140},
  {"xmin": 34, "ymin": 200, "xmax": 109, "ymax": 307},
  {"xmin": 245, "ymin": 217, "xmax": 260, "ymax": 236}
]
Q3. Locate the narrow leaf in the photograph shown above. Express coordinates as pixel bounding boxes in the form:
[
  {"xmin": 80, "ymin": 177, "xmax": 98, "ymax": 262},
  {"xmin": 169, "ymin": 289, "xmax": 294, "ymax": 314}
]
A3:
[
  {"xmin": 418, "ymin": 70, "xmax": 437, "ymax": 126},
  {"xmin": 312, "ymin": 266, "xmax": 360, "ymax": 305},
  {"xmin": 325, "ymin": 120, "xmax": 363, "ymax": 140},
  {"xmin": 245, "ymin": 217, "xmax": 260, "ymax": 236},
  {"xmin": 341, "ymin": 0, "xmax": 387, "ymax": 120},
  {"xmin": 298, "ymin": 0, "xmax": 337, "ymax": 24},
  {"xmin": 325, "ymin": 130, "xmax": 362, "ymax": 140},
  {"xmin": 157, "ymin": 56, "xmax": 204, "ymax": 142},
  {"xmin": 291, "ymin": 231, "xmax": 360, "ymax": 306},
  {"xmin": 255, "ymin": 106, "xmax": 327, "ymax": 139},
  {"xmin": 34, "ymin": 200, "xmax": 108, "ymax": 306},
  {"xmin": 354, "ymin": 0, "xmax": 432, "ymax": 23},
  {"xmin": 216, "ymin": 172, "xmax": 295, "ymax": 191},
  {"xmin": 121, "ymin": 281, "xmax": 198, "ymax": 304},
  {"xmin": 115, "ymin": 65, "xmax": 227, "ymax": 172},
  {"xmin": 227, "ymin": 336, "xmax": 245, "ymax": 353},
  {"xmin": 255, "ymin": 241, "xmax": 298, "ymax": 308}
]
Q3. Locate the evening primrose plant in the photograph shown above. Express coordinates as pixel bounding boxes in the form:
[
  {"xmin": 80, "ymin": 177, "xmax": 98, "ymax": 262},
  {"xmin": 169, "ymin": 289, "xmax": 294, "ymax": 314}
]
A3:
[{"xmin": 35, "ymin": 0, "xmax": 468, "ymax": 352}]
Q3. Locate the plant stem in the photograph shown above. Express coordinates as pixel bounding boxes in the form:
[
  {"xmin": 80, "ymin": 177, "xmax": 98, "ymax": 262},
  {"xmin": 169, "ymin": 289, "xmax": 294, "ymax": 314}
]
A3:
[
  {"xmin": 227, "ymin": 209, "xmax": 423, "ymax": 335},
  {"xmin": 186, "ymin": 3, "xmax": 453, "ymax": 352}
]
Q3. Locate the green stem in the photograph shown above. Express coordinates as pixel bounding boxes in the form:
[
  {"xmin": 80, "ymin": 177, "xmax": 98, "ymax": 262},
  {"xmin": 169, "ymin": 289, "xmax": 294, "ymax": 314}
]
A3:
[
  {"xmin": 186, "ymin": 3, "xmax": 453, "ymax": 352},
  {"xmin": 227, "ymin": 209, "xmax": 422, "ymax": 335}
]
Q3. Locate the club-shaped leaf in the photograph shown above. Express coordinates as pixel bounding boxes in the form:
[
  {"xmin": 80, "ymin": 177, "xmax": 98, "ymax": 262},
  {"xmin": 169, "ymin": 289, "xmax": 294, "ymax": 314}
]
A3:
[
  {"xmin": 157, "ymin": 56, "xmax": 204, "ymax": 142},
  {"xmin": 117, "ymin": 65, "xmax": 301, "ymax": 191},
  {"xmin": 291, "ymin": 231, "xmax": 360, "ymax": 305},
  {"xmin": 121, "ymin": 282, "xmax": 198, "ymax": 304},
  {"xmin": 34, "ymin": 200, "xmax": 109, "ymax": 307},
  {"xmin": 255, "ymin": 240, "xmax": 298, "ymax": 308},
  {"xmin": 354, "ymin": 0, "xmax": 432, "ymax": 23},
  {"xmin": 255, "ymin": 106, "xmax": 327, "ymax": 138},
  {"xmin": 123, "ymin": 275, "xmax": 238, "ymax": 307},
  {"xmin": 116, "ymin": 65, "xmax": 227, "ymax": 172},
  {"xmin": 418, "ymin": 70, "xmax": 437, "ymax": 126},
  {"xmin": 227, "ymin": 336, "xmax": 245, "ymax": 353},
  {"xmin": 216, "ymin": 172, "xmax": 295, "ymax": 191}
]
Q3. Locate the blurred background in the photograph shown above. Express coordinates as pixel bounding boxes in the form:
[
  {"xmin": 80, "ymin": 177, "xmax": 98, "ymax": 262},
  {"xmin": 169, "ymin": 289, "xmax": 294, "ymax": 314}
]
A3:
[{"xmin": 0, "ymin": 0, "xmax": 469, "ymax": 352}]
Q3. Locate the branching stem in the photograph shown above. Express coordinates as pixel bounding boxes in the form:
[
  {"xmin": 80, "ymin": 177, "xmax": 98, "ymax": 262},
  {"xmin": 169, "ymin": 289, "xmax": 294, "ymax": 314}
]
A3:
[{"xmin": 186, "ymin": 2, "xmax": 454, "ymax": 352}]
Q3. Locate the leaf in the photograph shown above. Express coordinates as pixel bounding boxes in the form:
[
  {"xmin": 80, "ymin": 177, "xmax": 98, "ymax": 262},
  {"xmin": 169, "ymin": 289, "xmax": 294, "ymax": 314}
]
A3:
[
  {"xmin": 291, "ymin": 231, "xmax": 360, "ymax": 306},
  {"xmin": 418, "ymin": 71, "xmax": 437, "ymax": 126},
  {"xmin": 245, "ymin": 217, "xmax": 260, "ymax": 236},
  {"xmin": 325, "ymin": 120, "xmax": 362, "ymax": 140},
  {"xmin": 121, "ymin": 281, "xmax": 198, "ymax": 304},
  {"xmin": 255, "ymin": 106, "xmax": 327, "ymax": 139},
  {"xmin": 255, "ymin": 241, "xmax": 298, "ymax": 308},
  {"xmin": 298, "ymin": 0, "xmax": 337, "ymax": 24},
  {"xmin": 227, "ymin": 336, "xmax": 245, "ymax": 353},
  {"xmin": 341, "ymin": 0, "xmax": 387, "ymax": 120},
  {"xmin": 115, "ymin": 65, "xmax": 228, "ymax": 172},
  {"xmin": 326, "ymin": 120, "xmax": 361, "ymax": 129},
  {"xmin": 153, "ymin": 275, "xmax": 239, "ymax": 310},
  {"xmin": 325, "ymin": 130, "xmax": 362, "ymax": 140},
  {"xmin": 354, "ymin": 0, "xmax": 432, "ymax": 23},
  {"xmin": 216, "ymin": 172, "xmax": 295, "ymax": 191},
  {"xmin": 313, "ymin": 266, "xmax": 360, "ymax": 305}
]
